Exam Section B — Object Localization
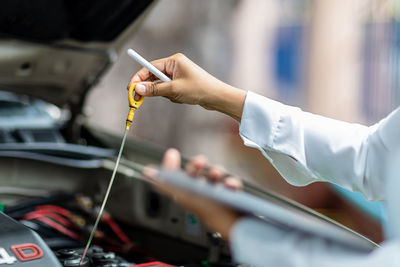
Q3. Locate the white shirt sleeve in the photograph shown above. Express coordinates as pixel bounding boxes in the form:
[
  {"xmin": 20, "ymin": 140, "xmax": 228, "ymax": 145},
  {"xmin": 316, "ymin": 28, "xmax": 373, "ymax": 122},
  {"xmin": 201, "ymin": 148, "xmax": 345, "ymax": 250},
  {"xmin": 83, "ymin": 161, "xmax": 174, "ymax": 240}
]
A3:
[
  {"xmin": 239, "ymin": 91, "xmax": 400, "ymax": 201},
  {"xmin": 228, "ymin": 152, "xmax": 400, "ymax": 267},
  {"xmin": 233, "ymin": 91, "xmax": 400, "ymax": 267},
  {"xmin": 230, "ymin": 217, "xmax": 400, "ymax": 267}
]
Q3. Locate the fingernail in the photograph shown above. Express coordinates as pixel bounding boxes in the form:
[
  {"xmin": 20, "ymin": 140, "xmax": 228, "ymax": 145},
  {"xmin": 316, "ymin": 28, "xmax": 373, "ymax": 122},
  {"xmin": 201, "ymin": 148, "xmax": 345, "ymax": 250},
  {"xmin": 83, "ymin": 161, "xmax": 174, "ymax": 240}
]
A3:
[
  {"xmin": 135, "ymin": 83, "xmax": 146, "ymax": 94},
  {"xmin": 163, "ymin": 148, "xmax": 181, "ymax": 171},
  {"xmin": 224, "ymin": 177, "xmax": 243, "ymax": 190}
]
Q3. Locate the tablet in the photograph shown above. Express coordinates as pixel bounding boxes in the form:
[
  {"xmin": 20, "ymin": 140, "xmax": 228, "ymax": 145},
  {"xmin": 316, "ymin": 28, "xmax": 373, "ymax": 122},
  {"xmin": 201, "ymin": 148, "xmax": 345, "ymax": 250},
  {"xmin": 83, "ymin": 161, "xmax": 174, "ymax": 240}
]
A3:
[{"xmin": 157, "ymin": 169, "xmax": 378, "ymax": 251}]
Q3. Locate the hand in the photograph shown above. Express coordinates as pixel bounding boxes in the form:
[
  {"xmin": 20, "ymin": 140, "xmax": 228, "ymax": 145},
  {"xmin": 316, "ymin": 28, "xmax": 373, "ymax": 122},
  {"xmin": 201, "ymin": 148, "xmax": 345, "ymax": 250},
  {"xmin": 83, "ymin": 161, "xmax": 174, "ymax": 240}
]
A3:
[
  {"xmin": 129, "ymin": 53, "xmax": 247, "ymax": 121},
  {"xmin": 143, "ymin": 148, "xmax": 243, "ymax": 241}
]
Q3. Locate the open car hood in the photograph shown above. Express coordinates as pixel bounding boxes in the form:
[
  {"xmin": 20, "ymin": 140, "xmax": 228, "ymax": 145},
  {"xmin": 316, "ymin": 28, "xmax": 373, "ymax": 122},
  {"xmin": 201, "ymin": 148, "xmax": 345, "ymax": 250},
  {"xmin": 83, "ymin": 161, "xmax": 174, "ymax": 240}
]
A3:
[{"xmin": 0, "ymin": 0, "xmax": 155, "ymax": 108}]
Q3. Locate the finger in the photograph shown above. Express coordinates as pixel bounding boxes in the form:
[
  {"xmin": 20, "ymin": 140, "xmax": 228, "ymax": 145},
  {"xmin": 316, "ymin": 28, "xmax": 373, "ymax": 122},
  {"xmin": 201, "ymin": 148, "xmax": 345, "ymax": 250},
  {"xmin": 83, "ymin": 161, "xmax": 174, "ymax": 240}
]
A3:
[
  {"xmin": 134, "ymin": 91, "xmax": 142, "ymax": 101},
  {"xmin": 207, "ymin": 165, "xmax": 226, "ymax": 183},
  {"xmin": 151, "ymin": 178, "xmax": 190, "ymax": 203},
  {"xmin": 142, "ymin": 165, "xmax": 160, "ymax": 184},
  {"xmin": 149, "ymin": 179, "xmax": 179, "ymax": 200},
  {"xmin": 134, "ymin": 81, "xmax": 174, "ymax": 98},
  {"xmin": 129, "ymin": 56, "xmax": 174, "ymax": 85},
  {"xmin": 128, "ymin": 86, "xmax": 144, "ymax": 101},
  {"xmin": 185, "ymin": 155, "xmax": 208, "ymax": 177},
  {"xmin": 223, "ymin": 176, "xmax": 243, "ymax": 190},
  {"xmin": 142, "ymin": 165, "xmax": 178, "ymax": 198},
  {"xmin": 162, "ymin": 148, "xmax": 181, "ymax": 171},
  {"xmin": 129, "ymin": 68, "xmax": 160, "ymax": 89}
]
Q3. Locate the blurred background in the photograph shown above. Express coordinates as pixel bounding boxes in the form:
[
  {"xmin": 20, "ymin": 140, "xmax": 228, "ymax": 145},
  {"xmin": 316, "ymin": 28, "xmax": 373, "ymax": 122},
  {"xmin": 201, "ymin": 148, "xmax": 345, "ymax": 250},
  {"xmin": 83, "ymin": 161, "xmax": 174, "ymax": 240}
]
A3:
[{"xmin": 86, "ymin": 0, "xmax": 400, "ymax": 243}]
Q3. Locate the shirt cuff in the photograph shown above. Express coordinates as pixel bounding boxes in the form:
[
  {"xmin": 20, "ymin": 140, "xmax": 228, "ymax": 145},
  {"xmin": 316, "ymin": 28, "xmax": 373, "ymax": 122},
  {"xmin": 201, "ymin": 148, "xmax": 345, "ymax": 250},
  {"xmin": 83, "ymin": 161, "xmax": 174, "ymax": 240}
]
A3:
[
  {"xmin": 229, "ymin": 217, "xmax": 300, "ymax": 266},
  {"xmin": 229, "ymin": 217, "xmax": 274, "ymax": 266},
  {"xmin": 229, "ymin": 217, "xmax": 380, "ymax": 267},
  {"xmin": 239, "ymin": 91, "xmax": 318, "ymax": 186},
  {"xmin": 239, "ymin": 91, "xmax": 283, "ymax": 150}
]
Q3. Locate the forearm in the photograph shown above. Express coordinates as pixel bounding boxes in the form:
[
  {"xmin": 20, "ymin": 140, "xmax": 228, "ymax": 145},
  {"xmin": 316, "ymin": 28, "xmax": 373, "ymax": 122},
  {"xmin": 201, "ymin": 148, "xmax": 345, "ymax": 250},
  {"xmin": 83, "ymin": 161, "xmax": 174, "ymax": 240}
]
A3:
[{"xmin": 201, "ymin": 81, "xmax": 247, "ymax": 122}]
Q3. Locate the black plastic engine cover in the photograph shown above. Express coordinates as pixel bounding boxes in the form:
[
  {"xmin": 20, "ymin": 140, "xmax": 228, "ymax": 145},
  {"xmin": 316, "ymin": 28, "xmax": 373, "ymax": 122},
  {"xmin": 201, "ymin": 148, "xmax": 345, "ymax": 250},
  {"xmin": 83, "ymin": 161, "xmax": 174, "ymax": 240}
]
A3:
[{"xmin": 0, "ymin": 212, "xmax": 62, "ymax": 266}]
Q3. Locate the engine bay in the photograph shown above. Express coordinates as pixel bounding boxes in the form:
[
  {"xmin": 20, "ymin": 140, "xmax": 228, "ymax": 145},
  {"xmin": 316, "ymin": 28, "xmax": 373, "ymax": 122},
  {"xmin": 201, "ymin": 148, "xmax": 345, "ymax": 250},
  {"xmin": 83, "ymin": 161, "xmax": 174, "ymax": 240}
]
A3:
[
  {"xmin": 1, "ymin": 194, "xmax": 233, "ymax": 267},
  {"xmin": 0, "ymin": 92, "xmax": 236, "ymax": 267}
]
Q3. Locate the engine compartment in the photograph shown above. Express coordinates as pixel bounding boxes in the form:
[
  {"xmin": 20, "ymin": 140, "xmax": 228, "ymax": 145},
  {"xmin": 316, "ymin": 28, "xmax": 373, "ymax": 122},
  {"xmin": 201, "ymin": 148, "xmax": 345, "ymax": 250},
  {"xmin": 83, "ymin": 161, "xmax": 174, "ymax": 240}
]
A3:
[{"xmin": 0, "ymin": 92, "xmax": 235, "ymax": 267}]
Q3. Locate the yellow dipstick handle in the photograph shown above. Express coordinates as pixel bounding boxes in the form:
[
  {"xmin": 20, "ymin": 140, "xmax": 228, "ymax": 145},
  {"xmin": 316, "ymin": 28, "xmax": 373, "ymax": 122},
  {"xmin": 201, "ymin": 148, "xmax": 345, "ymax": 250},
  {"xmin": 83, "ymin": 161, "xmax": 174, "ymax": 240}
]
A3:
[{"xmin": 126, "ymin": 83, "xmax": 144, "ymax": 130}]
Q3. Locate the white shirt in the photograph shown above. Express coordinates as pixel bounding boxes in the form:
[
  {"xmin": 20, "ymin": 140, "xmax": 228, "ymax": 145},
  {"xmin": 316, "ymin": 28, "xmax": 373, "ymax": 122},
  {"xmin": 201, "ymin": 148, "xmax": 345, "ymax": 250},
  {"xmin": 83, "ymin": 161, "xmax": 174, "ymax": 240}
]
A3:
[{"xmin": 232, "ymin": 91, "xmax": 400, "ymax": 267}]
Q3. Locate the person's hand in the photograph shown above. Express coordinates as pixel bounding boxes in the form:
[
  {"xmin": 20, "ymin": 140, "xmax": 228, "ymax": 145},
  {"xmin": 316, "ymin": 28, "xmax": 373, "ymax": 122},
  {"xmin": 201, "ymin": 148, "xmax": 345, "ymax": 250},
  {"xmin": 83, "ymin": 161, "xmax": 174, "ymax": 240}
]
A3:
[
  {"xmin": 143, "ymin": 148, "xmax": 243, "ymax": 241},
  {"xmin": 129, "ymin": 53, "xmax": 247, "ymax": 121}
]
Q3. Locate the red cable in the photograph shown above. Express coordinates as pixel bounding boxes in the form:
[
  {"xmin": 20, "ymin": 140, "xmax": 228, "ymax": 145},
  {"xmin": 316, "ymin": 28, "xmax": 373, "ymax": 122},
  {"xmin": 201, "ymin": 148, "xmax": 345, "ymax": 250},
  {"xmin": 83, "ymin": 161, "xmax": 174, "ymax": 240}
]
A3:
[
  {"xmin": 102, "ymin": 213, "xmax": 132, "ymax": 244},
  {"xmin": 24, "ymin": 215, "xmax": 80, "ymax": 240},
  {"xmin": 24, "ymin": 210, "xmax": 72, "ymax": 227},
  {"xmin": 37, "ymin": 217, "xmax": 80, "ymax": 240},
  {"xmin": 31, "ymin": 205, "xmax": 142, "ymax": 253},
  {"xmin": 130, "ymin": 262, "xmax": 176, "ymax": 267},
  {"xmin": 35, "ymin": 205, "xmax": 72, "ymax": 217}
]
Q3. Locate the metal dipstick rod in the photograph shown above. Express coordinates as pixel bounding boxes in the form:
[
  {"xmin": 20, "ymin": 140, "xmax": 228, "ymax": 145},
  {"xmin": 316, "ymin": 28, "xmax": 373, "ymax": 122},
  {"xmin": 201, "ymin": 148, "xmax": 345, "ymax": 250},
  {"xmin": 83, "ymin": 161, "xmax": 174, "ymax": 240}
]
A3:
[
  {"xmin": 80, "ymin": 49, "xmax": 171, "ymax": 265},
  {"xmin": 80, "ymin": 129, "xmax": 129, "ymax": 264}
]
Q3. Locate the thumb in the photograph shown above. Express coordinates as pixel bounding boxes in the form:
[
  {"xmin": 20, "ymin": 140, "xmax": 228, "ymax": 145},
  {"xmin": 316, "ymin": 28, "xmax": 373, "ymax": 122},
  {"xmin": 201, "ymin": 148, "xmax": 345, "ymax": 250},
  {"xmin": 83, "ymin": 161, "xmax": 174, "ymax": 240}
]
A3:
[
  {"xmin": 135, "ymin": 81, "xmax": 173, "ymax": 97},
  {"xmin": 162, "ymin": 148, "xmax": 181, "ymax": 171}
]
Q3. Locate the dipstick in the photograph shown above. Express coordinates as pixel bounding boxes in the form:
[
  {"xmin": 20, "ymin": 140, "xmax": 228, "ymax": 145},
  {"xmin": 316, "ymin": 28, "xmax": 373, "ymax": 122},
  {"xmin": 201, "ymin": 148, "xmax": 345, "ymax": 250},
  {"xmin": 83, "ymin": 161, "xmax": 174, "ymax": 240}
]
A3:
[
  {"xmin": 80, "ymin": 129, "xmax": 129, "ymax": 264},
  {"xmin": 80, "ymin": 83, "xmax": 143, "ymax": 264},
  {"xmin": 80, "ymin": 49, "xmax": 164, "ymax": 265}
]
